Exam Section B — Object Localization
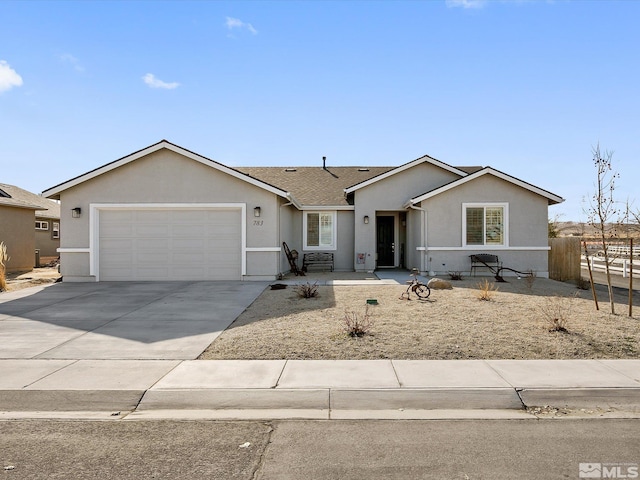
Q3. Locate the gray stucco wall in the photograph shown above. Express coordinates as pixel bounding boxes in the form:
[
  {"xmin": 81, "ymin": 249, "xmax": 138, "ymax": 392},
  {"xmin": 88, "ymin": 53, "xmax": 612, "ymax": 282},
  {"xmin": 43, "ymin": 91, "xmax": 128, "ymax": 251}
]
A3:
[
  {"xmin": 405, "ymin": 207, "xmax": 425, "ymax": 272},
  {"xmin": 58, "ymin": 149, "xmax": 282, "ymax": 281},
  {"xmin": 421, "ymin": 174, "xmax": 551, "ymax": 276},
  {"xmin": 335, "ymin": 210, "xmax": 354, "ymax": 271},
  {"xmin": 35, "ymin": 216, "xmax": 60, "ymax": 257},
  {"xmin": 353, "ymin": 163, "xmax": 461, "ymax": 271},
  {"xmin": 278, "ymin": 202, "xmax": 297, "ymax": 273},
  {"xmin": 0, "ymin": 206, "xmax": 36, "ymax": 272},
  {"xmin": 295, "ymin": 210, "xmax": 354, "ymax": 272}
]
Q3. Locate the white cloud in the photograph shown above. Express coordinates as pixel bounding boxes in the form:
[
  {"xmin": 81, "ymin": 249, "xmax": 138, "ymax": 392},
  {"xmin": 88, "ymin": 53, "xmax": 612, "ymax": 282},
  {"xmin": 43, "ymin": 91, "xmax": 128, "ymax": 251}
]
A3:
[
  {"xmin": 225, "ymin": 16, "xmax": 258, "ymax": 35},
  {"xmin": 142, "ymin": 73, "xmax": 180, "ymax": 90},
  {"xmin": 59, "ymin": 53, "xmax": 85, "ymax": 73},
  {"xmin": 0, "ymin": 60, "xmax": 23, "ymax": 93},
  {"xmin": 446, "ymin": 0, "xmax": 487, "ymax": 8}
]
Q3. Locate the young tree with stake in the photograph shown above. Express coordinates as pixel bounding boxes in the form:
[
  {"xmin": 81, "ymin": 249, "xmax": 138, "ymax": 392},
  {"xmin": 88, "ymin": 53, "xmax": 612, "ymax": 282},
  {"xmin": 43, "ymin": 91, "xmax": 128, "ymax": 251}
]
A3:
[{"xmin": 586, "ymin": 144, "xmax": 620, "ymax": 315}]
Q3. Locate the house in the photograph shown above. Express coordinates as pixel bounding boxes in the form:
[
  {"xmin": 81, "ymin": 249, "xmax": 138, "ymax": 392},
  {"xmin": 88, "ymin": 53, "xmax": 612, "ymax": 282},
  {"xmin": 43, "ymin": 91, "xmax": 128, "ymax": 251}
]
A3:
[
  {"xmin": 42, "ymin": 140, "xmax": 563, "ymax": 282},
  {"xmin": 0, "ymin": 184, "xmax": 61, "ymax": 272}
]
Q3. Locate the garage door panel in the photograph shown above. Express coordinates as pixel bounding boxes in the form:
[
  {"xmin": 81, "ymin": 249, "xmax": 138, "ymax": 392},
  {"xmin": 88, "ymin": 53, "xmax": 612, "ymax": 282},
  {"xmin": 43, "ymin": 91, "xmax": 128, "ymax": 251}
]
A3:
[
  {"xmin": 136, "ymin": 211, "xmax": 170, "ymax": 223},
  {"xmin": 100, "ymin": 267, "xmax": 134, "ymax": 279},
  {"xmin": 173, "ymin": 225, "xmax": 206, "ymax": 237},
  {"xmin": 139, "ymin": 238, "xmax": 171, "ymax": 250},
  {"xmin": 171, "ymin": 210, "xmax": 208, "ymax": 223},
  {"xmin": 205, "ymin": 225, "xmax": 239, "ymax": 236},
  {"xmin": 99, "ymin": 208, "xmax": 242, "ymax": 281},
  {"xmin": 100, "ymin": 238, "xmax": 134, "ymax": 254},
  {"xmin": 102, "ymin": 211, "xmax": 135, "ymax": 223},
  {"xmin": 135, "ymin": 224, "xmax": 170, "ymax": 237},
  {"xmin": 100, "ymin": 224, "xmax": 134, "ymax": 237},
  {"xmin": 172, "ymin": 238, "xmax": 206, "ymax": 250}
]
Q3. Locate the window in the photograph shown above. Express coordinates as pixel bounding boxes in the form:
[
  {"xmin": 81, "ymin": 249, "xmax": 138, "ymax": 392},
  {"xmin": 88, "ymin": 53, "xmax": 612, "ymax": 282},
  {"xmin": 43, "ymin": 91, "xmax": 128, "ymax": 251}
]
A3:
[
  {"xmin": 52, "ymin": 222, "xmax": 60, "ymax": 239},
  {"xmin": 35, "ymin": 220, "xmax": 49, "ymax": 230},
  {"xmin": 304, "ymin": 211, "xmax": 337, "ymax": 250},
  {"xmin": 463, "ymin": 204, "xmax": 507, "ymax": 247}
]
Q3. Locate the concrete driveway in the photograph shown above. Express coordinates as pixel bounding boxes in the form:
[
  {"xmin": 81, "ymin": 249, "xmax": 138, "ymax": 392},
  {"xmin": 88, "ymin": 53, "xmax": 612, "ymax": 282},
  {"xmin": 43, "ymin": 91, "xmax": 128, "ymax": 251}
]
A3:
[{"xmin": 0, "ymin": 282, "xmax": 267, "ymax": 360}]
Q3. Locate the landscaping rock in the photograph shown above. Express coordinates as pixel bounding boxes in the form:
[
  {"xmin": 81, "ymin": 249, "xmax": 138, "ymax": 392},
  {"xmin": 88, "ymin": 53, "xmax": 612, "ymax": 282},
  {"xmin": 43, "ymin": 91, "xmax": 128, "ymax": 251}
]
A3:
[{"xmin": 427, "ymin": 278, "xmax": 453, "ymax": 290}]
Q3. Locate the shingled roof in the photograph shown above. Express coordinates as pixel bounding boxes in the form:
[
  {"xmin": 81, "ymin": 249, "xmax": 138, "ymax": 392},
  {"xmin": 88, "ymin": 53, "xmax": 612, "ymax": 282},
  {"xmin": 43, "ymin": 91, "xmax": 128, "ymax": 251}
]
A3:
[
  {"xmin": 236, "ymin": 166, "xmax": 394, "ymax": 206},
  {"xmin": 0, "ymin": 184, "xmax": 61, "ymax": 218},
  {"xmin": 236, "ymin": 165, "xmax": 485, "ymax": 206}
]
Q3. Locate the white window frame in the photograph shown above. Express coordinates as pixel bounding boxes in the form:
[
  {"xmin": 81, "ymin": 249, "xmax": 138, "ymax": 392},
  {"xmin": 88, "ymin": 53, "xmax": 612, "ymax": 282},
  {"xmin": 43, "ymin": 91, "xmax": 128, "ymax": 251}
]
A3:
[
  {"xmin": 52, "ymin": 222, "xmax": 60, "ymax": 239},
  {"xmin": 35, "ymin": 220, "xmax": 49, "ymax": 230},
  {"xmin": 303, "ymin": 211, "xmax": 337, "ymax": 251},
  {"xmin": 462, "ymin": 203, "xmax": 509, "ymax": 248}
]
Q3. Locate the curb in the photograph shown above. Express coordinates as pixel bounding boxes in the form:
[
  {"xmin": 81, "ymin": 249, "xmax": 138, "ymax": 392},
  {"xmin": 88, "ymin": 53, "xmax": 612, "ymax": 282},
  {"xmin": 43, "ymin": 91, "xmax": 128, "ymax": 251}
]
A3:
[{"xmin": 3, "ymin": 387, "xmax": 640, "ymax": 416}]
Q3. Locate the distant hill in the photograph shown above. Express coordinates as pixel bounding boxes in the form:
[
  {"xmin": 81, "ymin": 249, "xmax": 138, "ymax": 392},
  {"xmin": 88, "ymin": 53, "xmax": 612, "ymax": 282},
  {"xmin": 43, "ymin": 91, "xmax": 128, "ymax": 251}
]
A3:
[{"xmin": 554, "ymin": 221, "xmax": 640, "ymax": 238}]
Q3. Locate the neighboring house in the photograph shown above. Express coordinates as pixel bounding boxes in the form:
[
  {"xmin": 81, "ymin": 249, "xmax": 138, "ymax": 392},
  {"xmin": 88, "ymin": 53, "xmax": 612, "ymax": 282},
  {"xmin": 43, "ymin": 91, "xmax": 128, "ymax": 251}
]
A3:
[
  {"xmin": 0, "ymin": 184, "xmax": 61, "ymax": 272},
  {"xmin": 42, "ymin": 140, "xmax": 563, "ymax": 282}
]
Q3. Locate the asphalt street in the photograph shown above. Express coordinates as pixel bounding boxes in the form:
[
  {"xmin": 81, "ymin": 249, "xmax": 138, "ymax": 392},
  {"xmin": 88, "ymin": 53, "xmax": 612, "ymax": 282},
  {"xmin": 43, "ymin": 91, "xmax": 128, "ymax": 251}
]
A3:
[{"xmin": 2, "ymin": 419, "xmax": 638, "ymax": 479}]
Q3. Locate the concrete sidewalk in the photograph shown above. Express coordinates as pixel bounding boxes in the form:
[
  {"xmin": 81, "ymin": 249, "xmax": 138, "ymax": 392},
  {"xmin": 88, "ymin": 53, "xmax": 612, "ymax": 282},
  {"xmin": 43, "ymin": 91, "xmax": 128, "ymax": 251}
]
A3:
[{"xmin": 2, "ymin": 359, "xmax": 639, "ymax": 420}]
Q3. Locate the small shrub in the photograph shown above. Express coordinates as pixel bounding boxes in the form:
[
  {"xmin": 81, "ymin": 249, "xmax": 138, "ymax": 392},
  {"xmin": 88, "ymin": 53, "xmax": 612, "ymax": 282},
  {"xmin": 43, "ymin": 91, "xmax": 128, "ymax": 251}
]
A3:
[
  {"xmin": 343, "ymin": 305, "xmax": 374, "ymax": 337},
  {"xmin": 0, "ymin": 242, "xmax": 9, "ymax": 292},
  {"xmin": 523, "ymin": 270, "xmax": 536, "ymax": 290},
  {"xmin": 448, "ymin": 271, "xmax": 463, "ymax": 281},
  {"xmin": 295, "ymin": 281, "xmax": 319, "ymax": 298},
  {"xmin": 475, "ymin": 279, "xmax": 497, "ymax": 301},
  {"xmin": 576, "ymin": 277, "xmax": 590, "ymax": 290},
  {"xmin": 539, "ymin": 294, "xmax": 578, "ymax": 333}
]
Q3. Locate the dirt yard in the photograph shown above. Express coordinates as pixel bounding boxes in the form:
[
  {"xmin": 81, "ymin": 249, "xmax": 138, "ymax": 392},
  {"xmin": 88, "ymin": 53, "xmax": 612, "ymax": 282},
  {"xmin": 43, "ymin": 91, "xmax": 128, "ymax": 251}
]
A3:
[
  {"xmin": 3, "ymin": 266, "xmax": 61, "ymax": 292},
  {"xmin": 199, "ymin": 277, "xmax": 640, "ymax": 360}
]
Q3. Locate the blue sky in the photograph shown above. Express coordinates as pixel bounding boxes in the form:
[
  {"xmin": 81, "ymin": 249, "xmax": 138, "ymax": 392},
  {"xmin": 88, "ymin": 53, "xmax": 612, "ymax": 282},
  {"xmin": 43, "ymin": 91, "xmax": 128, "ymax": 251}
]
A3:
[{"xmin": 1, "ymin": 0, "xmax": 638, "ymax": 221}]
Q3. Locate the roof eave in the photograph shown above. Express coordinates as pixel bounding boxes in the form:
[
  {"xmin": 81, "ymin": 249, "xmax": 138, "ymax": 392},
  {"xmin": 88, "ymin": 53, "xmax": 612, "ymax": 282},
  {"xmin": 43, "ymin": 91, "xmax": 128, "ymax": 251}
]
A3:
[
  {"xmin": 0, "ymin": 200, "xmax": 41, "ymax": 211},
  {"xmin": 408, "ymin": 167, "xmax": 564, "ymax": 205}
]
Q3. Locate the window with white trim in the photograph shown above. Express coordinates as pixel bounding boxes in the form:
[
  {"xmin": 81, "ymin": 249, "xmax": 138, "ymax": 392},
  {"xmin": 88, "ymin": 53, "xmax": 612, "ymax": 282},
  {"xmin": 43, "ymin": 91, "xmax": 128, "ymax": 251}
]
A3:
[
  {"xmin": 304, "ymin": 211, "xmax": 337, "ymax": 250},
  {"xmin": 52, "ymin": 222, "xmax": 60, "ymax": 239},
  {"xmin": 463, "ymin": 203, "xmax": 507, "ymax": 247},
  {"xmin": 35, "ymin": 220, "xmax": 49, "ymax": 230}
]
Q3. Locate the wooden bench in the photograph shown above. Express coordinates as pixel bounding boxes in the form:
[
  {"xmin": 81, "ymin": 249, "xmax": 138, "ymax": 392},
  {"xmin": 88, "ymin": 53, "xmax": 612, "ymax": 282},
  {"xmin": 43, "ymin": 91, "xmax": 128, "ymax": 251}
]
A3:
[
  {"xmin": 469, "ymin": 254, "xmax": 501, "ymax": 276},
  {"xmin": 303, "ymin": 252, "xmax": 334, "ymax": 272}
]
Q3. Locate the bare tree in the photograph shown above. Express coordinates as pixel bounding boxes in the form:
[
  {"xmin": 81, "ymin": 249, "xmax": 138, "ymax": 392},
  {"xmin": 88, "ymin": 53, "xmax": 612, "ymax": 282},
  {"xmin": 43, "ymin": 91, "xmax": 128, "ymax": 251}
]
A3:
[{"xmin": 586, "ymin": 144, "xmax": 620, "ymax": 314}]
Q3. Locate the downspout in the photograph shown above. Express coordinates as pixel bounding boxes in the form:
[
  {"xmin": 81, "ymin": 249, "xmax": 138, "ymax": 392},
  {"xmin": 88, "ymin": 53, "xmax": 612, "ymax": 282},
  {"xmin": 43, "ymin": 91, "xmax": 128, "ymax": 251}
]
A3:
[{"xmin": 408, "ymin": 204, "xmax": 428, "ymax": 275}]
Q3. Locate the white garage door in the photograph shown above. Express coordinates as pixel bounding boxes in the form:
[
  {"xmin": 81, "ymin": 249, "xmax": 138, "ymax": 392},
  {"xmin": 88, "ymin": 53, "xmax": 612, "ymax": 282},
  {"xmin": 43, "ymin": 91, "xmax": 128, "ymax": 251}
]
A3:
[{"xmin": 98, "ymin": 208, "xmax": 242, "ymax": 281}]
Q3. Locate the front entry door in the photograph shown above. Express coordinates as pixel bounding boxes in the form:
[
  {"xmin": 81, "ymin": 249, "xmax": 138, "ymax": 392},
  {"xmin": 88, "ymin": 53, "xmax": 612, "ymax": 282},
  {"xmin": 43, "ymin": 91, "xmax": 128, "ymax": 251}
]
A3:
[{"xmin": 376, "ymin": 216, "xmax": 395, "ymax": 267}]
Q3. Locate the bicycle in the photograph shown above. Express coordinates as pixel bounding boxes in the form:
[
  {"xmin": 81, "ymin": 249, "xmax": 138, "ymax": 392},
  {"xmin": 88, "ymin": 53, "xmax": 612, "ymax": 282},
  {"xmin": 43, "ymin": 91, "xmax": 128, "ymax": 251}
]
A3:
[{"xmin": 400, "ymin": 269, "xmax": 431, "ymax": 300}]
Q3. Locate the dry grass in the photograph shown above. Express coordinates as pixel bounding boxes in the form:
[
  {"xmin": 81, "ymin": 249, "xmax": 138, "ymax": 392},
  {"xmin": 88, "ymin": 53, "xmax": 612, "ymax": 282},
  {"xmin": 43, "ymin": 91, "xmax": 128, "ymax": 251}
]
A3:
[
  {"xmin": 199, "ymin": 277, "xmax": 640, "ymax": 360},
  {"xmin": 475, "ymin": 279, "xmax": 498, "ymax": 301}
]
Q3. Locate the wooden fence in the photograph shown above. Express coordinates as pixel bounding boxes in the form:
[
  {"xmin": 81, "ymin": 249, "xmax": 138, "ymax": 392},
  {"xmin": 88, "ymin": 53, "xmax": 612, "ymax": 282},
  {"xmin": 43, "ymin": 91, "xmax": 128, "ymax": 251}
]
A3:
[{"xmin": 548, "ymin": 237, "xmax": 581, "ymax": 281}]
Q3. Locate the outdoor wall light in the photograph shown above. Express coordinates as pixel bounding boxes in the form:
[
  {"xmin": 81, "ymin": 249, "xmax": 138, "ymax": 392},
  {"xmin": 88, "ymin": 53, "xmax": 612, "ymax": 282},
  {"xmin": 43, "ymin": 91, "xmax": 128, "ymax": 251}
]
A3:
[
  {"xmin": 254, "ymin": 206, "xmax": 261, "ymax": 217},
  {"xmin": 363, "ymin": 215, "xmax": 369, "ymax": 224},
  {"xmin": 71, "ymin": 207, "xmax": 82, "ymax": 218}
]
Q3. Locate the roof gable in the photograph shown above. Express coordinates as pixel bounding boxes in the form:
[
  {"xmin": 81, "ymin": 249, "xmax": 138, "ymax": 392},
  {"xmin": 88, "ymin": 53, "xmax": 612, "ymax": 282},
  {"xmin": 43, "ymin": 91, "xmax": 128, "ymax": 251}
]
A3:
[
  {"xmin": 407, "ymin": 167, "xmax": 564, "ymax": 206},
  {"xmin": 43, "ymin": 140, "xmax": 295, "ymax": 203},
  {"xmin": 344, "ymin": 155, "xmax": 469, "ymax": 194}
]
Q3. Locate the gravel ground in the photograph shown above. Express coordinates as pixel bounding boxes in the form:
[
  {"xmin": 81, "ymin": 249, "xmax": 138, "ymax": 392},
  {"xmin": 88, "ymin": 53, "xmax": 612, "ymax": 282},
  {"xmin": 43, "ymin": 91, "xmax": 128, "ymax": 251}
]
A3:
[{"xmin": 199, "ymin": 277, "xmax": 640, "ymax": 360}]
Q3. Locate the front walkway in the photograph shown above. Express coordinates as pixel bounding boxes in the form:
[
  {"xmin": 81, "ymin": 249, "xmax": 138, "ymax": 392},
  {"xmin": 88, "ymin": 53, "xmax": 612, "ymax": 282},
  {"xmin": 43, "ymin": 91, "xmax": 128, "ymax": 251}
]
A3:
[{"xmin": 280, "ymin": 268, "xmax": 429, "ymax": 286}]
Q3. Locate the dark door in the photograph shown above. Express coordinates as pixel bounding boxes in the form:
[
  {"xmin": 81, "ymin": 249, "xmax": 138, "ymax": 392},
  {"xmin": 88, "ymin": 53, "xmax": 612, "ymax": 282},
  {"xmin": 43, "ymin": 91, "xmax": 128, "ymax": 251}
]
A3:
[{"xmin": 376, "ymin": 216, "xmax": 395, "ymax": 267}]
